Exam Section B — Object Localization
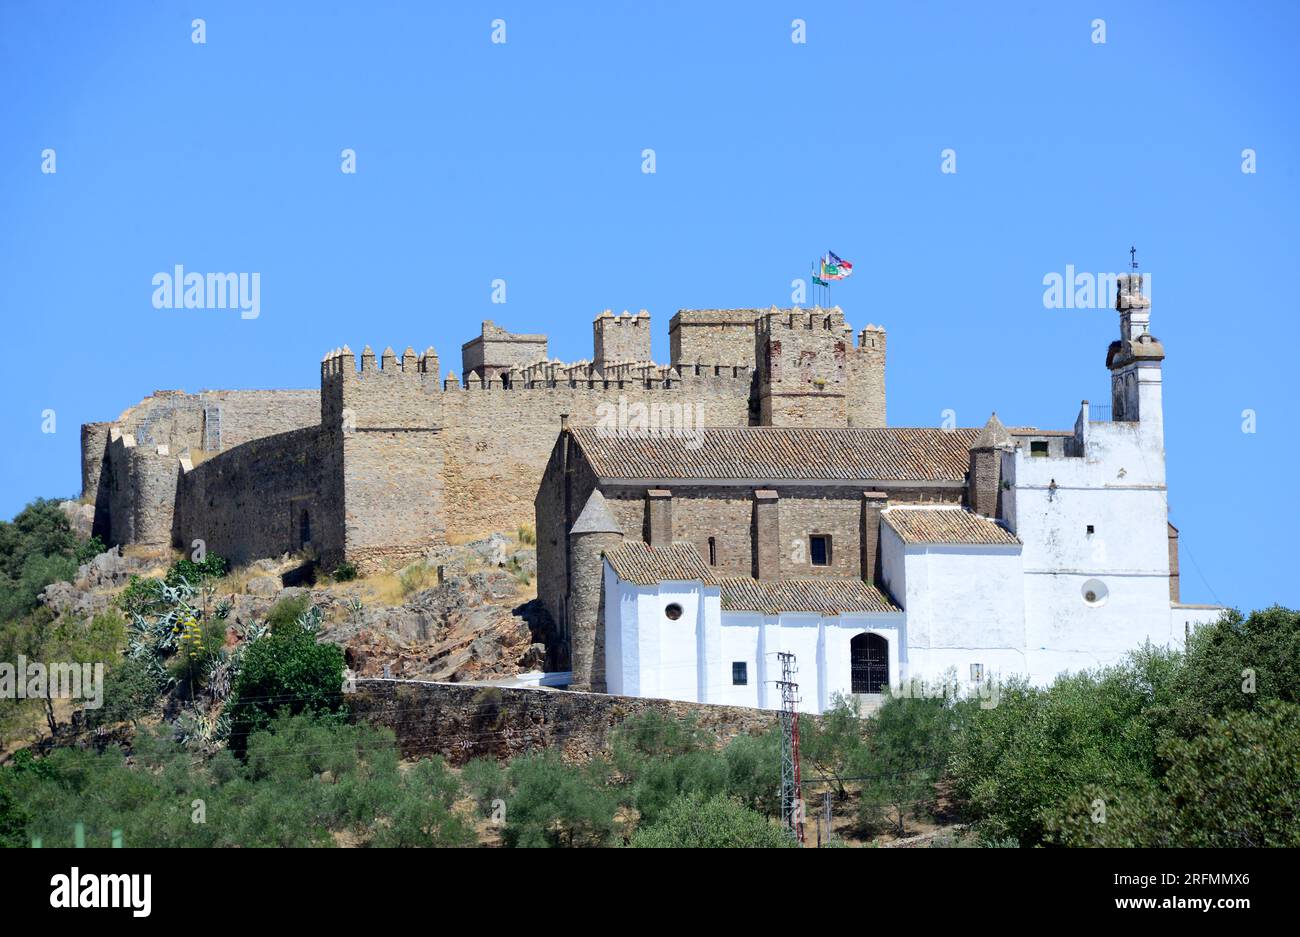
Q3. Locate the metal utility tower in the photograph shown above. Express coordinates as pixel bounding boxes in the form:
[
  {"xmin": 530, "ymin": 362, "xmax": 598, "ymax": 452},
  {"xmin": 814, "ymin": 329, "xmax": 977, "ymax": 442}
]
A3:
[{"xmin": 776, "ymin": 651, "xmax": 805, "ymax": 844}]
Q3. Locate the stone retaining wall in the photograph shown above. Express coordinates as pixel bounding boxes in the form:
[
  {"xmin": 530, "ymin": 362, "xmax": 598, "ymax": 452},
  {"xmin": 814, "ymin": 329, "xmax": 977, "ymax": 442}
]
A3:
[{"xmin": 349, "ymin": 678, "xmax": 782, "ymax": 765}]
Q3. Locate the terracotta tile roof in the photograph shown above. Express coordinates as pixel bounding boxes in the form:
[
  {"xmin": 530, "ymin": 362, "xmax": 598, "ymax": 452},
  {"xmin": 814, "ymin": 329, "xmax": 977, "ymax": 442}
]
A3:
[
  {"xmin": 603, "ymin": 542, "xmax": 899, "ymax": 613},
  {"xmin": 604, "ymin": 542, "xmax": 718, "ymax": 585},
  {"xmin": 570, "ymin": 426, "xmax": 979, "ymax": 482},
  {"xmin": 883, "ymin": 508, "xmax": 1020, "ymax": 546},
  {"xmin": 720, "ymin": 577, "xmax": 899, "ymax": 614}
]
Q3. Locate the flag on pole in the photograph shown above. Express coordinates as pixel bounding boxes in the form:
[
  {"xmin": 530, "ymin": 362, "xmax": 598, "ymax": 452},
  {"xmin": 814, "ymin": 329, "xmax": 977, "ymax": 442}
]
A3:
[
  {"xmin": 812, "ymin": 274, "xmax": 830, "ymax": 287},
  {"xmin": 820, "ymin": 251, "xmax": 853, "ymax": 281}
]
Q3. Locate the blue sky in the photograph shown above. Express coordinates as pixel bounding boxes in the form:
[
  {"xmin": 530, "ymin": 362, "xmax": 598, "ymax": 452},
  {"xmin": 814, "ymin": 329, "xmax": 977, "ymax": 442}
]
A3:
[{"xmin": 1, "ymin": 1, "xmax": 1295, "ymax": 610}]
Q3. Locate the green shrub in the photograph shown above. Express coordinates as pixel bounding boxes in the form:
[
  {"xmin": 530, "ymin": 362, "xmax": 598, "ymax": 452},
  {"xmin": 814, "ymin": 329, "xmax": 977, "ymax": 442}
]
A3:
[
  {"xmin": 503, "ymin": 752, "xmax": 618, "ymax": 847},
  {"xmin": 1158, "ymin": 605, "xmax": 1300, "ymax": 741},
  {"xmin": 629, "ymin": 793, "xmax": 796, "ymax": 848},
  {"xmin": 721, "ymin": 727, "xmax": 783, "ymax": 817},
  {"xmin": 225, "ymin": 618, "xmax": 346, "ymax": 756},
  {"xmin": 117, "ymin": 574, "xmax": 163, "ymax": 615},
  {"xmin": 461, "ymin": 757, "xmax": 510, "ymax": 818},
  {"xmin": 165, "ymin": 554, "xmax": 228, "ymax": 588},
  {"xmin": 398, "ymin": 562, "xmax": 433, "ymax": 597},
  {"xmin": 1047, "ymin": 701, "xmax": 1300, "ymax": 847},
  {"xmin": 74, "ymin": 535, "xmax": 106, "ymax": 564},
  {"xmin": 86, "ymin": 655, "xmax": 165, "ymax": 728},
  {"xmin": 331, "ymin": 562, "xmax": 358, "ymax": 582},
  {"xmin": 851, "ymin": 692, "xmax": 956, "ymax": 835},
  {"xmin": 264, "ymin": 593, "xmax": 312, "ymax": 632},
  {"xmin": 1, "ymin": 714, "xmax": 476, "ymax": 848},
  {"xmin": 947, "ymin": 647, "xmax": 1179, "ymax": 846}
]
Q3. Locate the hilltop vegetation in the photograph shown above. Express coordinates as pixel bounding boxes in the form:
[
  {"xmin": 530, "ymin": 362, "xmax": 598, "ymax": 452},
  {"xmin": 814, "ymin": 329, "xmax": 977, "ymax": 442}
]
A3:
[{"xmin": 1, "ymin": 498, "xmax": 1296, "ymax": 848}]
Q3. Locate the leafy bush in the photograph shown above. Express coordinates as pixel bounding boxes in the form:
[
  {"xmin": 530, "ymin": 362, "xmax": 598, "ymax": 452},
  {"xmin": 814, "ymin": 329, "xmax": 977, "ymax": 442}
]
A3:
[
  {"xmin": 263, "ymin": 593, "xmax": 312, "ymax": 632},
  {"xmin": 117, "ymin": 575, "xmax": 167, "ymax": 616},
  {"xmin": 398, "ymin": 562, "xmax": 433, "ymax": 597},
  {"xmin": 0, "ymin": 499, "xmax": 100, "ymax": 621},
  {"xmin": 164, "ymin": 554, "xmax": 229, "ymax": 588},
  {"xmin": 461, "ymin": 757, "xmax": 509, "ymax": 818},
  {"xmin": 852, "ymin": 692, "xmax": 957, "ymax": 835},
  {"xmin": 331, "ymin": 562, "xmax": 358, "ymax": 582},
  {"xmin": 1047, "ymin": 701, "xmax": 1300, "ymax": 847},
  {"xmin": 1, "ymin": 714, "xmax": 475, "ymax": 848},
  {"xmin": 721, "ymin": 727, "xmax": 783, "ymax": 817},
  {"xmin": 799, "ymin": 693, "xmax": 868, "ymax": 800},
  {"xmin": 503, "ymin": 752, "xmax": 619, "ymax": 847},
  {"xmin": 226, "ymin": 616, "xmax": 345, "ymax": 756},
  {"xmin": 628, "ymin": 793, "xmax": 796, "ymax": 848},
  {"xmin": 74, "ymin": 535, "xmax": 106, "ymax": 564},
  {"xmin": 86, "ymin": 655, "xmax": 165, "ymax": 728},
  {"xmin": 1158, "ymin": 605, "xmax": 1300, "ymax": 740}
]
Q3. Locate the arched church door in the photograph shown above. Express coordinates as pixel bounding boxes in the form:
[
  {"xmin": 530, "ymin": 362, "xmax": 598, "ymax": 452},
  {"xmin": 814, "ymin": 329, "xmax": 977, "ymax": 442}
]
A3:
[{"xmin": 850, "ymin": 633, "xmax": 888, "ymax": 694}]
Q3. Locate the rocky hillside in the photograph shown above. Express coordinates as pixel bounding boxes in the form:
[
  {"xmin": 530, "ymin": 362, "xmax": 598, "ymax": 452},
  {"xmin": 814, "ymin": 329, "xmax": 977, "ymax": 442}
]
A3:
[{"xmin": 40, "ymin": 531, "xmax": 558, "ymax": 687}]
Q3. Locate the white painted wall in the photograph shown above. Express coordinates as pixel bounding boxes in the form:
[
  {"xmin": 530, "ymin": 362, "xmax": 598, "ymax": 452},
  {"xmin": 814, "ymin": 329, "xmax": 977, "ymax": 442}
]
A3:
[
  {"xmin": 602, "ymin": 561, "xmax": 905, "ymax": 714},
  {"xmin": 880, "ymin": 520, "xmax": 1027, "ymax": 688}
]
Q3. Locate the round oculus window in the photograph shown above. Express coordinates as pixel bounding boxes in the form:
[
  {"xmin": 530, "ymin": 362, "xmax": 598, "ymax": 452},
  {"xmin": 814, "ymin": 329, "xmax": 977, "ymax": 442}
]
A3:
[
  {"xmin": 1081, "ymin": 579, "xmax": 1109, "ymax": 607},
  {"xmin": 664, "ymin": 603, "xmax": 684, "ymax": 621}
]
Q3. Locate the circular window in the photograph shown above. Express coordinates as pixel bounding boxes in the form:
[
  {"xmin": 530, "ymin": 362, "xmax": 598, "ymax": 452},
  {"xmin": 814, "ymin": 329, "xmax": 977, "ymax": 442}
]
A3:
[
  {"xmin": 1081, "ymin": 579, "xmax": 1109, "ymax": 607},
  {"xmin": 664, "ymin": 603, "xmax": 684, "ymax": 621}
]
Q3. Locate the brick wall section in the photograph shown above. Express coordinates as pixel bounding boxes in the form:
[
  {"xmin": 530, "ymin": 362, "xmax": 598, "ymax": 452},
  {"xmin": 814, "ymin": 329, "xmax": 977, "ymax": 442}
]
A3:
[
  {"xmin": 349, "ymin": 679, "xmax": 782, "ymax": 765},
  {"xmin": 967, "ymin": 448, "xmax": 1001, "ymax": 518}
]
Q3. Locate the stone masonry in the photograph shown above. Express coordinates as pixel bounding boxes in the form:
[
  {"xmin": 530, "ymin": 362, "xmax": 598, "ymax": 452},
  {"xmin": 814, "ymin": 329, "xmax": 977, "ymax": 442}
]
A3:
[{"xmin": 81, "ymin": 307, "xmax": 887, "ymax": 572}]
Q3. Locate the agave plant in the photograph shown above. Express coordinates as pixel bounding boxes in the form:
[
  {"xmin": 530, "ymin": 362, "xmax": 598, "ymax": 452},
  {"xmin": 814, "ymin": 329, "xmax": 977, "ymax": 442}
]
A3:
[
  {"xmin": 295, "ymin": 605, "xmax": 324, "ymax": 635},
  {"xmin": 175, "ymin": 705, "xmax": 230, "ymax": 748},
  {"xmin": 205, "ymin": 652, "xmax": 235, "ymax": 702}
]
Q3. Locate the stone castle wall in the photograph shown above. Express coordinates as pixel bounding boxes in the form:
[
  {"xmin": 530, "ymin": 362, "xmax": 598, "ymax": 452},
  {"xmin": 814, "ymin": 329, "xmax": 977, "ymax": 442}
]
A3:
[
  {"xmin": 172, "ymin": 426, "xmax": 342, "ymax": 566},
  {"xmin": 349, "ymin": 678, "xmax": 781, "ymax": 765},
  {"xmin": 86, "ymin": 307, "xmax": 887, "ymax": 571}
]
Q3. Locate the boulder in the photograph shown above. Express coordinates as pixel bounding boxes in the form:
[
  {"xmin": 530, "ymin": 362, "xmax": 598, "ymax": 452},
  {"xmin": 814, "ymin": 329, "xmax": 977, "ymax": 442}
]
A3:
[
  {"xmin": 245, "ymin": 576, "xmax": 281, "ymax": 597},
  {"xmin": 465, "ymin": 533, "xmax": 510, "ymax": 567},
  {"xmin": 59, "ymin": 500, "xmax": 95, "ymax": 540}
]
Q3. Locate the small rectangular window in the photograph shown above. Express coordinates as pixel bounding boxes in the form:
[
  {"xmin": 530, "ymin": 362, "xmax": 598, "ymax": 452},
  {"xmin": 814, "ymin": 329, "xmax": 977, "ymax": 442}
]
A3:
[
  {"xmin": 708, "ymin": 536, "xmax": 717, "ymax": 566},
  {"xmin": 809, "ymin": 534, "xmax": 831, "ymax": 566},
  {"xmin": 1030, "ymin": 441, "xmax": 1049, "ymax": 457},
  {"xmin": 732, "ymin": 662, "xmax": 748, "ymax": 686},
  {"xmin": 1086, "ymin": 524, "xmax": 1095, "ymax": 535},
  {"xmin": 970, "ymin": 663, "xmax": 985, "ymax": 682}
]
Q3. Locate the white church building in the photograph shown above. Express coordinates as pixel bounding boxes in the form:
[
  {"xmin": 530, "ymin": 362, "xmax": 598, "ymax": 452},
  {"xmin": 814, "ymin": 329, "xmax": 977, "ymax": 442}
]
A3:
[{"xmin": 571, "ymin": 275, "xmax": 1224, "ymax": 713}]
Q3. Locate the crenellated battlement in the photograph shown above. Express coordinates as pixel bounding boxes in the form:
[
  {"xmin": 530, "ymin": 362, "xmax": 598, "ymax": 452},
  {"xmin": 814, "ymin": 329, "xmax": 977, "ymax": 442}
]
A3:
[
  {"xmin": 759, "ymin": 305, "xmax": 848, "ymax": 333},
  {"xmin": 91, "ymin": 300, "xmax": 887, "ymax": 572}
]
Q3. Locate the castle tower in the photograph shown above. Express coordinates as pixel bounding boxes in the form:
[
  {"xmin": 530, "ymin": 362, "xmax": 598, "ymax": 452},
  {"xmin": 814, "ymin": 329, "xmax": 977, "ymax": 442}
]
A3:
[
  {"xmin": 461, "ymin": 321, "xmax": 548, "ymax": 384},
  {"xmin": 567, "ymin": 489, "xmax": 624, "ymax": 692},
  {"xmin": 758, "ymin": 307, "xmax": 850, "ymax": 426},
  {"xmin": 1106, "ymin": 273, "xmax": 1165, "ymax": 447},
  {"xmin": 593, "ymin": 310, "xmax": 651, "ymax": 369}
]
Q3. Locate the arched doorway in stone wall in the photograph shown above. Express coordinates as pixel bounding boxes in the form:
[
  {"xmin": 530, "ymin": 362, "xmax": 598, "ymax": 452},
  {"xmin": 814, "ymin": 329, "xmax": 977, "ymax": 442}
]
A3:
[{"xmin": 850, "ymin": 633, "xmax": 888, "ymax": 694}]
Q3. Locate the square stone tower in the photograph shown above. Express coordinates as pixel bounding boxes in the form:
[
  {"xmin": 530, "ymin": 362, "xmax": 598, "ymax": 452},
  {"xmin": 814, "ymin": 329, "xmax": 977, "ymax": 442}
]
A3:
[{"xmin": 593, "ymin": 309, "xmax": 651, "ymax": 368}]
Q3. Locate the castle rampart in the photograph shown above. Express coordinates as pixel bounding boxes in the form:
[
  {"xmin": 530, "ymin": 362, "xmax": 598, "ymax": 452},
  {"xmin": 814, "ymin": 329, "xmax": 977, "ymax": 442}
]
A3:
[{"xmin": 85, "ymin": 307, "xmax": 887, "ymax": 570}]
